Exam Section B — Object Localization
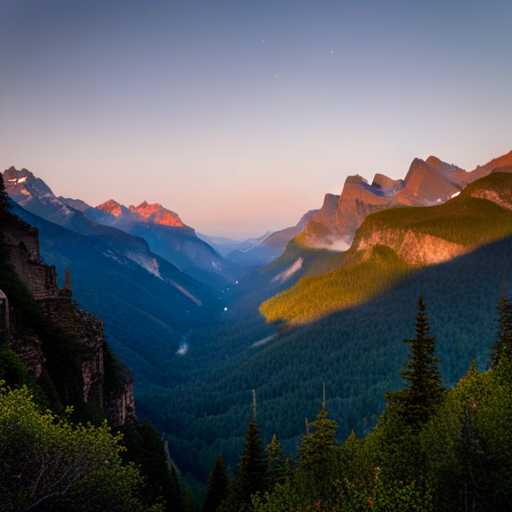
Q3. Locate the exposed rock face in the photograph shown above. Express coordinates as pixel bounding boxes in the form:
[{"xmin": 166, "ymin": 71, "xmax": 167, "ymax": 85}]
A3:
[
  {"xmin": 96, "ymin": 199, "xmax": 187, "ymax": 228},
  {"xmin": 3, "ymin": 215, "xmax": 135, "ymax": 427},
  {"xmin": 471, "ymin": 186, "xmax": 512, "ymax": 210},
  {"xmin": 97, "ymin": 199, "xmax": 132, "ymax": 218},
  {"xmin": 357, "ymin": 228, "xmax": 465, "ymax": 266},
  {"xmin": 129, "ymin": 201, "xmax": 185, "ymax": 227},
  {"xmin": 450, "ymin": 149, "xmax": 512, "ymax": 187},
  {"xmin": 303, "ymin": 155, "xmax": 468, "ymax": 249},
  {"xmin": 396, "ymin": 158, "xmax": 460, "ymax": 206},
  {"xmin": 297, "ymin": 152, "xmax": 511, "ymax": 253},
  {"xmin": 334, "ymin": 175, "xmax": 397, "ymax": 239},
  {"xmin": 371, "ymin": 174, "xmax": 403, "ymax": 190},
  {"xmin": 312, "ymin": 193, "xmax": 340, "ymax": 234},
  {"xmin": 9, "ymin": 330, "xmax": 45, "ymax": 379},
  {"xmin": 3, "ymin": 166, "xmax": 54, "ymax": 205},
  {"xmin": 104, "ymin": 378, "xmax": 136, "ymax": 427}
]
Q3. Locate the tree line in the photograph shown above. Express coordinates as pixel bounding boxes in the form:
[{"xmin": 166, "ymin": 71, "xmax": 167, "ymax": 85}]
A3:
[{"xmin": 202, "ymin": 294, "xmax": 512, "ymax": 511}]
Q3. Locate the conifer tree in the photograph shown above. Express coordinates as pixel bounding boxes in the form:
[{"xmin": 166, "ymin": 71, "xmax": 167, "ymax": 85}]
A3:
[
  {"xmin": 265, "ymin": 434, "xmax": 286, "ymax": 490},
  {"xmin": 299, "ymin": 407, "xmax": 339, "ymax": 471},
  {"xmin": 386, "ymin": 296, "xmax": 445, "ymax": 425},
  {"xmin": 139, "ymin": 420, "xmax": 183, "ymax": 512},
  {"xmin": 203, "ymin": 453, "xmax": 230, "ymax": 512},
  {"xmin": 490, "ymin": 290, "xmax": 512, "ymax": 367},
  {"xmin": 228, "ymin": 418, "xmax": 267, "ymax": 510},
  {"xmin": 298, "ymin": 404, "xmax": 340, "ymax": 504}
]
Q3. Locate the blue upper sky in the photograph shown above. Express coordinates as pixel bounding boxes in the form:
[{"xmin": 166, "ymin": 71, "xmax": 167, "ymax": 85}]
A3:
[{"xmin": 1, "ymin": 0, "xmax": 512, "ymax": 238}]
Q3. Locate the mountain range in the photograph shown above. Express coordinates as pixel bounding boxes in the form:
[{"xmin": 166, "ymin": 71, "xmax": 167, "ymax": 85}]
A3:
[
  {"xmin": 300, "ymin": 151, "xmax": 512, "ymax": 250},
  {"xmin": 5, "ymin": 149, "xmax": 512, "ymax": 484},
  {"xmin": 4, "ymin": 166, "xmax": 240, "ymax": 288}
]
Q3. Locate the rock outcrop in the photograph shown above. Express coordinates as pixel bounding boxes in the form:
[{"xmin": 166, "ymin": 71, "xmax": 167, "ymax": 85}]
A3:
[
  {"xmin": 357, "ymin": 228, "xmax": 466, "ymax": 266},
  {"xmin": 3, "ymin": 214, "xmax": 135, "ymax": 427},
  {"xmin": 129, "ymin": 201, "xmax": 185, "ymax": 227},
  {"xmin": 300, "ymin": 153, "xmax": 492, "ymax": 249}
]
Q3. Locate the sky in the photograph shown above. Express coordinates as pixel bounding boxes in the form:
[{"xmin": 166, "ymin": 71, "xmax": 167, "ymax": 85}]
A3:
[{"xmin": 1, "ymin": 0, "xmax": 512, "ymax": 239}]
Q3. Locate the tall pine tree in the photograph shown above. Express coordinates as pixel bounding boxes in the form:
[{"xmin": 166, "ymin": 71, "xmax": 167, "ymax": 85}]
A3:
[
  {"xmin": 203, "ymin": 453, "xmax": 230, "ymax": 512},
  {"xmin": 386, "ymin": 296, "xmax": 445, "ymax": 425},
  {"xmin": 490, "ymin": 289, "xmax": 512, "ymax": 367},
  {"xmin": 265, "ymin": 435, "xmax": 287, "ymax": 490},
  {"xmin": 224, "ymin": 418, "xmax": 267, "ymax": 511},
  {"xmin": 297, "ymin": 403, "xmax": 341, "ymax": 505}
]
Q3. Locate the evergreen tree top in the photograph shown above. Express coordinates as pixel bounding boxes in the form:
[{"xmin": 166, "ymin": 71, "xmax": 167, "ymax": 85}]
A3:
[
  {"xmin": 388, "ymin": 295, "xmax": 445, "ymax": 425},
  {"xmin": 490, "ymin": 291, "xmax": 512, "ymax": 368},
  {"xmin": 204, "ymin": 453, "xmax": 229, "ymax": 512},
  {"xmin": 300, "ymin": 406, "xmax": 339, "ymax": 469}
]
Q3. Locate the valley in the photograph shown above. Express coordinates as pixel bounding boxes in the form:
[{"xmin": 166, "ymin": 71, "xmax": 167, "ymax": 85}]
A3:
[{"xmin": 3, "ymin": 151, "xmax": 512, "ymax": 491}]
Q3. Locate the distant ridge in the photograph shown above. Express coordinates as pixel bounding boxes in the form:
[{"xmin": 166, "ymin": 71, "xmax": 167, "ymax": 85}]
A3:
[
  {"xmin": 293, "ymin": 150, "xmax": 512, "ymax": 251},
  {"xmin": 3, "ymin": 166, "xmax": 242, "ymax": 288},
  {"xmin": 261, "ymin": 171, "xmax": 512, "ymax": 326}
]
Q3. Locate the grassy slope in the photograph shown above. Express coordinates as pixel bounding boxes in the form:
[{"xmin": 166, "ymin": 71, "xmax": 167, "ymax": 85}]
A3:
[{"xmin": 261, "ymin": 173, "xmax": 512, "ymax": 325}]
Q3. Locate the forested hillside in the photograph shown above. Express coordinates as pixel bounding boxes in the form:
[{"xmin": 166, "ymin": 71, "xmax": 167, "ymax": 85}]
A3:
[
  {"xmin": 138, "ymin": 230, "xmax": 512, "ymax": 483},
  {"xmin": 261, "ymin": 173, "xmax": 512, "ymax": 325},
  {"xmin": 208, "ymin": 296, "xmax": 512, "ymax": 512},
  {"xmin": 0, "ymin": 178, "xmax": 195, "ymax": 511},
  {"xmin": 10, "ymin": 202, "xmax": 223, "ymax": 380}
]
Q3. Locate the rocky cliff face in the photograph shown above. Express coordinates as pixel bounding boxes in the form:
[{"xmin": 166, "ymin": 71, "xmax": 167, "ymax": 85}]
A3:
[
  {"xmin": 301, "ymin": 153, "xmax": 496, "ymax": 249},
  {"xmin": 357, "ymin": 228, "xmax": 466, "ymax": 266},
  {"xmin": 352, "ymin": 171, "xmax": 512, "ymax": 266},
  {"xmin": 129, "ymin": 201, "xmax": 185, "ymax": 227},
  {"xmin": 3, "ymin": 215, "xmax": 135, "ymax": 427}
]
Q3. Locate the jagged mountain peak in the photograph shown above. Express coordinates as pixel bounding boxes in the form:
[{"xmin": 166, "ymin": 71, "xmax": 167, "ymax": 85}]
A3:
[
  {"xmin": 425, "ymin": 156, "xmax": 460, "ymax": 174},
  {"xmin": 371, "ymin": 173, "xmax": 402, "ymax": 190},
  {"xmin": 96, "ymin": 199, "xmax": 131, "ymax": 217},
  {"xmin": 3, "ymin": 166, "xmax": 55, "ymax": 200},
  {"xmin": 344, "ymin": 174, "xmax": 368, "ymax": 185},
  {"xmin": 129, "ymin": 201, "xmax": 185, "ymax": 227},
  {"xmin": 398, "ymin": 158, "xmax": 460, "ymax": 206}
]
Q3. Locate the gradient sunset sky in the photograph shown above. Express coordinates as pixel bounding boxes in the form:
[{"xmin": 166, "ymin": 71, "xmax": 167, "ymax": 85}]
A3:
[{"xmin": 1, "ymin": 0, "xmax": 512, "ymax": 238}]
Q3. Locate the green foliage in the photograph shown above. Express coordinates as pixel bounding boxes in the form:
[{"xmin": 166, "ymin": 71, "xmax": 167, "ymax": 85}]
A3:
[
  {"xmin": 0, "ymin": 383, "xmax": 150, "ymax": 512},
  {"xmin": 120, "ymin": 420, "xmax": 185, "ymax": 512},
  {"xmin": 0, "ymin": 258, "xmax": 87, "ymax": 407},
  {"xmin": 261, "ymin": 173, "xmax": 512, "ymax": 326},
  {"xmin": 386, "ymin": 296, "xmax": 445, "ymax": 425},
  {"xmin": 359, "ymin": 172, "xmax": 512, "ymax": 248},
  {"xmin": 260, "ymin": 245, "xmax": 411, "ymax": 325},
  {"xmin": 264, "ymin": 435, "xmax": 287, "ymax": 491},
  {"xmin": 203, "ymin": 453, "xmax": 230, "ymax": 512},
  {"xmin": 0, "ymin": 336, "xmax": 50, "ymax": 410},
  {"xmin": 298, "ymin": 406, "xmax": 341, "ymax": 503},
  {"xmin": 490, "ymin": 292, "xmax": 512, "ymax": 367},
  {"xmin": 224, "ymin": 419, "xmax": 267, "ymax": 511}
]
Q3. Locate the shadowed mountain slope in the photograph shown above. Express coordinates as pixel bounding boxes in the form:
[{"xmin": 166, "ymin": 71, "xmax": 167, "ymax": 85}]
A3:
[
  {"xmin": 90, "ymin": 199, "xmax": 240, "ymax": 287},
  {"xmin": 10, "ymin": 202, "xmax": 222, "ymax": 380},
  {"xmin": 261, "ymin": 172, "xmax": 512, "ymax": 326},
  {"xmin": 147, "ymin": 227, "xmax": 512, "ymax": 482},
  {"xmin": 4, "ymin": 166, "xmax": 241, "ymax": 288}
]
